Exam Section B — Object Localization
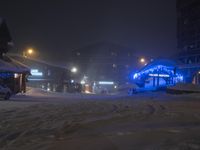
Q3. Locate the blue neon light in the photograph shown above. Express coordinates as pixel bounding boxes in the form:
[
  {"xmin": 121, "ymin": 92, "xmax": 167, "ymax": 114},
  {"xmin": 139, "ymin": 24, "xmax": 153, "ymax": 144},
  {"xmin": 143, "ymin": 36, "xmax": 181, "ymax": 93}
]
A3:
[
  {"xmin": 0, "ymin": 73, "xmax": 13, "ymax": 79},
  {"xmin": 133, "ymin": 73, "xmax": 138, "ymax": 79},
  {"xmin": 132, "ymin": 64, "xmax": 184, "ymax": 83}
]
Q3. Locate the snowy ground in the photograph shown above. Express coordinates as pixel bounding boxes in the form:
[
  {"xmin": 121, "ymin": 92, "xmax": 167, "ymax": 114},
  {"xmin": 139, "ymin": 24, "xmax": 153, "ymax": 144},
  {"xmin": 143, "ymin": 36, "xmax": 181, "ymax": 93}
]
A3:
[{"xmin": 0, "ymin": 88, "xmax": 200, "ymax": 150}]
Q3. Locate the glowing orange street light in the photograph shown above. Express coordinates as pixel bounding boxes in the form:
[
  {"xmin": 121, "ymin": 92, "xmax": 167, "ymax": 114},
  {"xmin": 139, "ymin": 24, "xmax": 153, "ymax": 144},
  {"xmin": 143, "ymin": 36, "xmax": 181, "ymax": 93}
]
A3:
[
  {"xmin": 23, "ymin": 48, "xmax": 34, "ymax": 58},
  {"xmin": 140, "ymin": 58, "xmax": 146, "ymax": 63},
  {"xmin": 27, "ymin": 48, "xmax": 33, "ymax": 55}
]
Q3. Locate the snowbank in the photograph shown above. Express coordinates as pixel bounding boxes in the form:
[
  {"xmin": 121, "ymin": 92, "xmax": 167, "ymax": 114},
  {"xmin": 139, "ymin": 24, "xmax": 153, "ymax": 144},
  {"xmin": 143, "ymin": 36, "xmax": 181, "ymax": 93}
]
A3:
[
  {"xmin": 1, "ymin": 87, "xmax": 200, "ymax": 150},
  {"xmin": 1, "ymin": 91, "xmax": 200, "ymax": 150},
  {"xmin": 167, "ymin": 83, "xmax": 200, "ymax": 94}
]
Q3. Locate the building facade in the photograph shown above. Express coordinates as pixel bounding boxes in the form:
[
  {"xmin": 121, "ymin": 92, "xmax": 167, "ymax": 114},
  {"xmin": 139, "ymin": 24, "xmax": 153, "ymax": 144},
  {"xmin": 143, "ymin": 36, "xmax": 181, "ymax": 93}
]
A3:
[
  {"xmin": 177, "ymin": 0, "xmax": 200, "ymax": 64},
  {"xmin": 10, "ymin": 54, "xmax": 73, "ymax": 92},
  {"xmin": 69, "ymin": 42, "xmax": 138, "ymax": 84},
  {"xmin": 133, "ymin": 59, "xmax": 183, "ymax": 89},
  {"xmin": 177, "ymin": 0, "xmax": 200, "ymax": 84},
  {"xmin": 0, "ymin": 56, "xmax": 30, "ymax": 93}
]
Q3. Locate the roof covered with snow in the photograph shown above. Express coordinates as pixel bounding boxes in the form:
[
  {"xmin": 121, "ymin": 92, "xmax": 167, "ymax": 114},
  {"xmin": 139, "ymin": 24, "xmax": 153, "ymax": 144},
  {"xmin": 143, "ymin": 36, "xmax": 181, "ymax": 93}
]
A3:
[
  {"xmin": 0, "ymin": 56, "xmax": 30, "ymax": 73},
  {"xmin": 133, "ymin": 59, "xmax": 178, "ymax": 80},
  {"xmin": 8, "ymin": 53, "xmax": 71, "ymax": 72},
  {"xmin": 138, "ymin": 59, "xmax": 177, "ymax": 73}
]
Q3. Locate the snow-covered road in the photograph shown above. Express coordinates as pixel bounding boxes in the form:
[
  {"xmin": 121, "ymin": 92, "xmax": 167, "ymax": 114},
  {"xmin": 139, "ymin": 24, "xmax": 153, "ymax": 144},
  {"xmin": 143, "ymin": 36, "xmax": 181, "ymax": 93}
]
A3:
[{"xmin": 0, "ymin": 89, "xmax": 200, "ymax": 150}]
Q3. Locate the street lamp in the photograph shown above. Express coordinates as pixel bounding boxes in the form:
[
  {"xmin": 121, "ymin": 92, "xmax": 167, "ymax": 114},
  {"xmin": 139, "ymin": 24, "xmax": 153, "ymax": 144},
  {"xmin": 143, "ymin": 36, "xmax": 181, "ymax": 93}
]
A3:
[
  {"xmin": 71, "ymin": 67, "xmax": 78, "ymax": 73},
  {"xmin": 23, "ymin": 48, "xmax": 34, "ymax": 58},
  {"xmin": 27, "ymin": 48, "xmax": 33, "ymax": 55},
  {"xmin": 140, "ymin": 58, "xmax": 146, "ymax": 63}
]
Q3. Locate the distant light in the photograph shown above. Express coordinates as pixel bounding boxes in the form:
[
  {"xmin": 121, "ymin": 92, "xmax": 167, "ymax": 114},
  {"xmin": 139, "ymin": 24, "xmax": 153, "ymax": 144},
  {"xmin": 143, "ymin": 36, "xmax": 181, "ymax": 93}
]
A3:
[
  {"xmin": 28, "ymin": 79, "xmax": 47, "ymax": 81},
  {"xmin": 32, "ymin": 72, "xmax": 43, "ymax": 76},
  {"xmin": 149, "ymin": 74, "xmax": 170, "ymax": 77},
  {"xmin": 85, "ymin": 84, "xmax": 89, "ymax": 87},
  {"xmin": 177, "ymin": 75, "xmax": 183, "ymax": 81},
  {"xmin": 14, "ymin": 73, "xmax": 19, "ymax": 78},
  {"xmin": 31, "ymin": 69, "xmax": 38, "ymax": 73},
  {"xmin": 199, "ymin": 71, "xmax": 200, "ymax": 74},
  {"xmin": 71, "ymin": 80, "xmax": 74, "ymax": 83},
  {"xmin": 99, "ymin": 81, "xmax": 114, "ymax": 85},
  {"xmin": 114, "ymin": 85, "xmax": 117, "ymax": 89},
  {"xmin": 80, "ymin": 80, "xmax": 86, "ymax": 84},
  {"xmin": 133, "ymin": 73, "xmax": 138, "ymax": 79},
  {"xmin": 47, "ymin": 88, "xmax": 51, "ymax": 91},
  {"xmin": 83, "ymin": 75, "xmax": 88, "ymax": 79},
  {"xmin": 28, "ymin": 49, "xmax": 33, "ymax": 55},
  {"xmin": 31, "ymin": 69, "xmax": 43, "ymax": 76},
  {"xmin": 140, "ymin": 58, "xmax": 145, "ymax": 63},
  {"xmin": 71, "ymin": 67, "xmax": 77, "ymax": 73},
  {"xmin": 85, "ymin": 89, "xmax": 91, "ymax": 94}
]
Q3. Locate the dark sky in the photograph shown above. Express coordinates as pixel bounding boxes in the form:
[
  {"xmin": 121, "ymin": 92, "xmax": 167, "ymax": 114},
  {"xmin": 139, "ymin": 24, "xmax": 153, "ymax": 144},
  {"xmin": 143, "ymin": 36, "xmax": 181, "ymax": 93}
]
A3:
[{"xmin": 0, "ymin": 0, "xmax": 176, "ymax": 62}]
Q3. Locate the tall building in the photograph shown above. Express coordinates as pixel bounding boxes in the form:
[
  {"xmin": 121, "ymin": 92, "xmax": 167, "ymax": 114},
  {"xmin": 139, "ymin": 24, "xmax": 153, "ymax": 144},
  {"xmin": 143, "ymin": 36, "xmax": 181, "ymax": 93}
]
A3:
[
  {"xmin": 177, "ymin": 0, "xmax": 200, "ymax": 64},
  {"xmin": 69, "ymin": 41, "xmax": 138, "ymax": 84}
]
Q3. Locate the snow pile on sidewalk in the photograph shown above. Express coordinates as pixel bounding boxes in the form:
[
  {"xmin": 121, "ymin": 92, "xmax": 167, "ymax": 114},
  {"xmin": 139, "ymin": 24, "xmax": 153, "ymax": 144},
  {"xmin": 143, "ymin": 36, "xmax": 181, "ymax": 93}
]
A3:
[{"xmin": 167, "ymin": 83, "xmax": 200, "ymax": 94}]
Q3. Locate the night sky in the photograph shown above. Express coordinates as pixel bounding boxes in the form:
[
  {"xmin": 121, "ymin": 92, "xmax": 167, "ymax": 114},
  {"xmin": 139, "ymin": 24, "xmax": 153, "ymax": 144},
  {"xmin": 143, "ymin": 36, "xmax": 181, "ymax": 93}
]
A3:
[{"xmin": 0, "ymin": 0, "xmax": 176, "ymax": 62}]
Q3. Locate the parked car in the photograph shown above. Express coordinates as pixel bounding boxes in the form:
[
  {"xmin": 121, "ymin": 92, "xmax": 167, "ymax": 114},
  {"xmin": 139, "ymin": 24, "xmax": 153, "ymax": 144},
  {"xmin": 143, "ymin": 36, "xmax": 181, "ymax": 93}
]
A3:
[{"xmin": 0, "ymin": 85, "xmax": 12, "ymax": 100}]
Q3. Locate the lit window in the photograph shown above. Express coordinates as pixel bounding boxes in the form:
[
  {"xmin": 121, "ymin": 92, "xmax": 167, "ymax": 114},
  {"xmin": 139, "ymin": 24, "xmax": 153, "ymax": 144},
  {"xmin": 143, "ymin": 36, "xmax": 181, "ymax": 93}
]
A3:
[
  {"xmin": 47, "ymin": 70, "xmax": 51, "ymax": 76},
  {"xmin": 14, "ymin": 73, "xmax": 19, "ymax": 78},
  {"xmin": 189, "ymin": 45, "xmax": 194, "ymax": 49},
  {"xmin": 125, "ymin": 65, "xmax": 129, "ymax": 68},
  {"xmin": 111, "ymin": 52, "xmax": 117, "ymax": 56},
  {"xmin": 112, "ymin": 64, "xmax": 117, "ymax": 68}
]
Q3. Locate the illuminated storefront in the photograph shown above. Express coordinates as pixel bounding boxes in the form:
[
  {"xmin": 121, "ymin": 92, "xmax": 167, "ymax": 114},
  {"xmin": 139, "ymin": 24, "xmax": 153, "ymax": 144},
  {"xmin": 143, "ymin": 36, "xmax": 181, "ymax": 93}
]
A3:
[
  {"xmin": 133, "ymin": 59, "xmax": 183, "ymax": 89},
  {"xmin": 0, "ymin": 57, "xmax": 30, "ymax": 93}
]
